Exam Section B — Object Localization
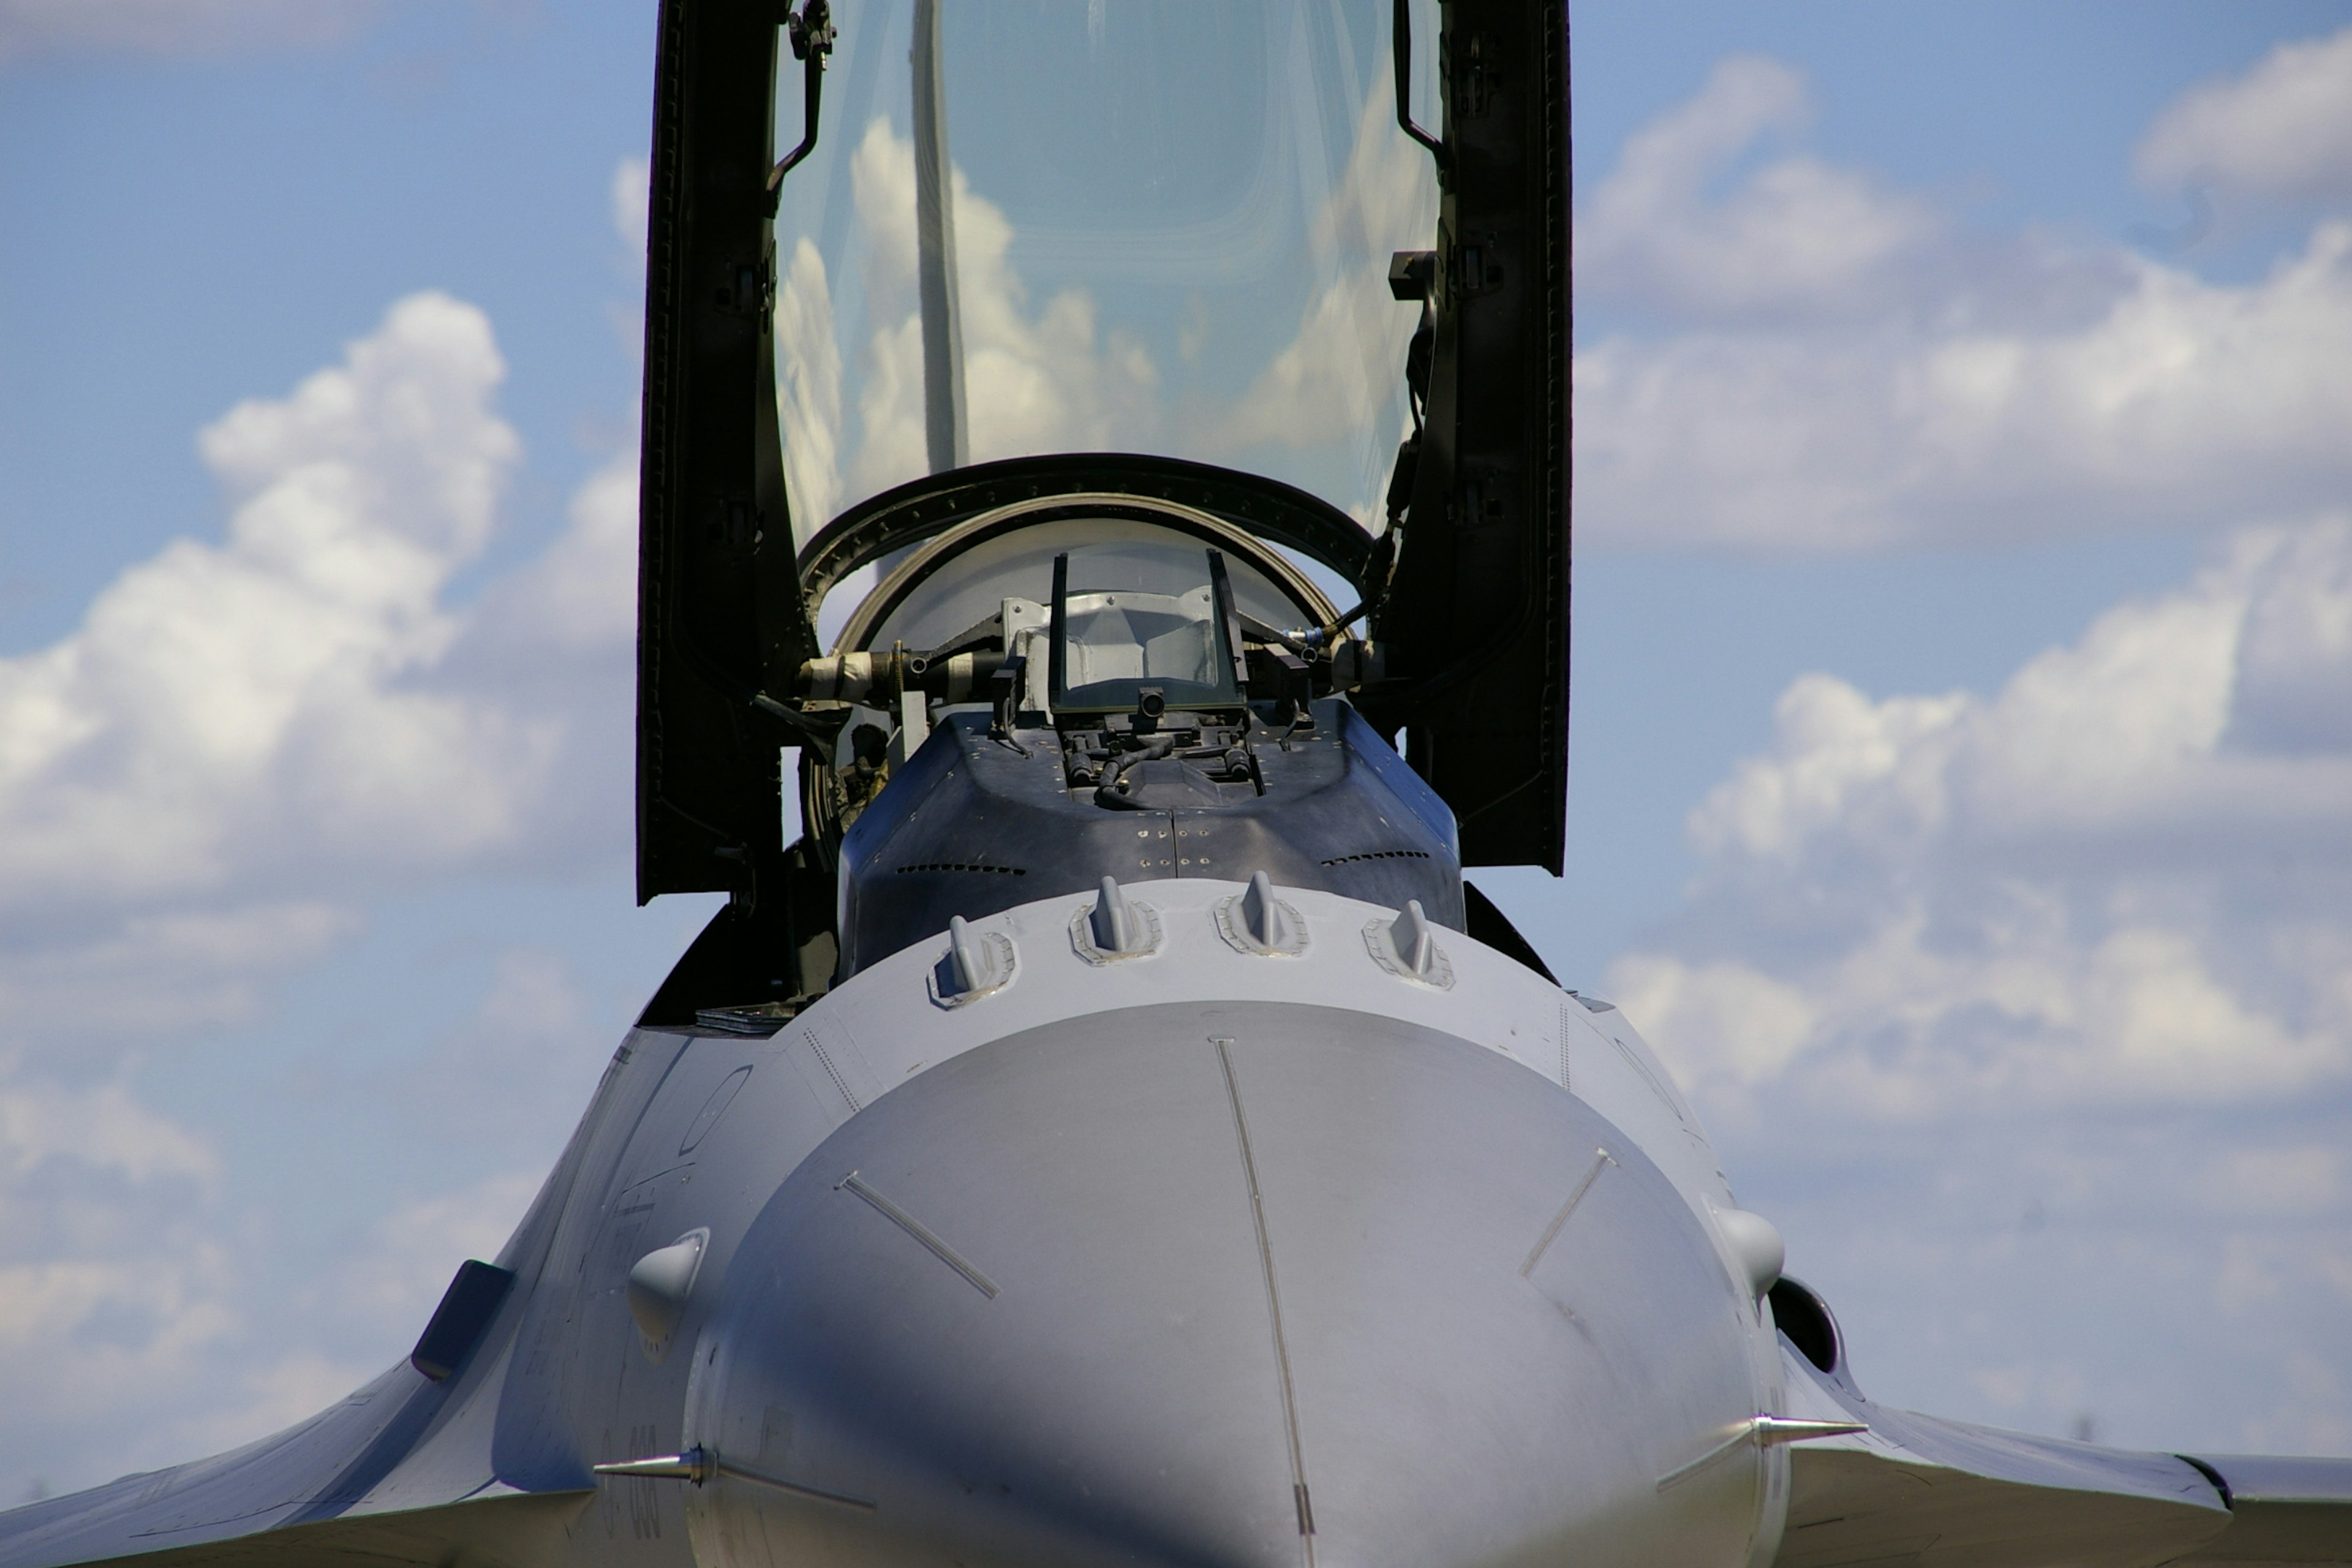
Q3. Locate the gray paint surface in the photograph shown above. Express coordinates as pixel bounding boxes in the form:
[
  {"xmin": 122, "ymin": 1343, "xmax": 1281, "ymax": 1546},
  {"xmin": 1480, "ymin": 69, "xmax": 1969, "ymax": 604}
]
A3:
[
  {"xmin": 684, "ymin": 1004, "xmax": 1771, "ymax": 1568},
  {"xmin": 0, "ymin": 880, "xmax": 2345, "ymax": 1568}
]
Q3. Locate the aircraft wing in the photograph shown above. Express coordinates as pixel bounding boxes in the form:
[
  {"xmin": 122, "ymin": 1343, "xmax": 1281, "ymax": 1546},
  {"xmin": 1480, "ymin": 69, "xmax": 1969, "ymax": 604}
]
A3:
[
  {"xmin": 0, "ymin": 1055, "xmax": 627, "ymax": 1568},
  {"xmin": 0, "ymin": 1354, "xmax": 589, "ymax": 1568},
  {"xmin": 1775, "ymin": 1338, "xmax": 2352, "ymax": 1566}
]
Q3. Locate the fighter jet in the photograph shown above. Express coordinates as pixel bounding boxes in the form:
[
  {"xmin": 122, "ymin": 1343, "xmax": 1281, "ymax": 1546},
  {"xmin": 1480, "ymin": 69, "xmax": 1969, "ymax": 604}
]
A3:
[{"xmin": 3, "ymin": 2, "xmax": 2346, "ymax": 1566}]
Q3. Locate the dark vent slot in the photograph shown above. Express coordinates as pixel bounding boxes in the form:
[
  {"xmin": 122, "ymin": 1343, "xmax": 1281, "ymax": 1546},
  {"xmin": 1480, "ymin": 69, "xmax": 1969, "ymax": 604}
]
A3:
[
  {"xmin": 1768, "ymin": 1276, "xmax": 1841, "ymax": 1376},
  {"xmin": 410, "ymin": 1259, "xmax": 515, "ymax": 1381},
  {"xmin": 1319, "ymin": 850, "xmax": 1433, "ymax": 866},
  {"xmin": 895, "ymin": 862, "xmax": 1027, "ymax": 875}
]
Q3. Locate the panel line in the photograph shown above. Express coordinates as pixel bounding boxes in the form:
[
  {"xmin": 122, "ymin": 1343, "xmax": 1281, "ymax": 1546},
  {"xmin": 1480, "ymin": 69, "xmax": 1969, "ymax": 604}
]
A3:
[
  {"xmin": 1215, "ymin": 1038, "xmax": 1317, "ymax": 1564},
  {"xmin": 1520, "ymin": 1148, "xmax": 1615, "ymax": 1278},
  {"xmin": 837, "ymin": 1170, "xmax": 998, "ymax": 1298}
]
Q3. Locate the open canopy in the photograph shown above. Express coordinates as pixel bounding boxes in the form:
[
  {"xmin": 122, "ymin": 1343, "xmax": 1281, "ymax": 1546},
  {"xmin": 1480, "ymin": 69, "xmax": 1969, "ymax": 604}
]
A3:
[{"xmin": 635, "ymin": 0, "xmax": 1568, "ymax": 920}]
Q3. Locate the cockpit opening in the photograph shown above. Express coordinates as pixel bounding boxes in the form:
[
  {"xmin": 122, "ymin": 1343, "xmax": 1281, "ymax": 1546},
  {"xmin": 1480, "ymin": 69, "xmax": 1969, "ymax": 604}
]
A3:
[{"xmin": 781, "ymin": 482, "xmax": 1460, "ymax": 978}]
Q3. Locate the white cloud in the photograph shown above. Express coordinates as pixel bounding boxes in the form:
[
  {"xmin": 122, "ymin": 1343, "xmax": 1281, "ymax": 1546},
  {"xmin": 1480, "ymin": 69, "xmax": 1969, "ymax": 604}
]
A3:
[
  {"xmin": 0, "ymin": 293, "xmax": 556, "ymax": 914},
  {"xmin": 0, "ymin": 1069, "xmax": 218, "ymax": 1187},
  {"xmin": 317, "ymin": 1169, "xmax": 543, "ymax": 1350},
  {"xmin": 1582, "ymin": 224, "xmax": 2352, "ymax": 552},
  {"xmin": 0, "ymin": 902, "xmax": 357, "ymax": 1039},
  {"xmin": 0, "ymin": 1055, "xmax": 240, "ymax": 1489},
  {"xmin": 1577, "ymin": 66, "xmax": 2352, "ymax": 551},
  {"xmin": 2139, "ymin": 26, "xmax": 2352, "ymax": 206},
  {"xmin": 484, "ymin": 449, "xmax": 639, "ymax": 659},
  {"xmin": 0, "ymin": 0, "xmax": 382, "ymax": 61},
  {"xmin": 0, "ymin": 290, "xmax": 649, "ymax": 957},
  {"xmin": 1597, "ymin": 521, "xmax": 2352, "ymax": 1449},
  {"xmin": 397, "ymin": 946, "xmax": 613, "ymax": 1158},
  {"xmin": 0, "ymin": 281, "xmax": 653, "ymax": 1498},
  {"xmin": 2231, "ymin": 515, "xmax": 2352, "ymax": 752},
  {"xmin": 1578, "ymin": 56, "xmax": 1942, "ymax": 321},
  {"xmin": 1610, "ymin": 516, "xmax": 2352, "ymax": 1118},
  {"xmin": 611, "ymin": 157, "xmax": 650, "ymax": 260},
  {"xmin": 0, "ymin": 121, "xmax": 675, "ymax": 1494}
]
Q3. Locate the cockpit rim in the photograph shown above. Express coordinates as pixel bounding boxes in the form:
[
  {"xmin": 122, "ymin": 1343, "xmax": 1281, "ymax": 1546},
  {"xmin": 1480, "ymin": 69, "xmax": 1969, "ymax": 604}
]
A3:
[
  {"xmin": 832, "ymin": 494, "xmax": 1343, "ymax": 659},
  {"xmin": 796, "ymin": 451, "xmax": 1377, "ymax": 630}
]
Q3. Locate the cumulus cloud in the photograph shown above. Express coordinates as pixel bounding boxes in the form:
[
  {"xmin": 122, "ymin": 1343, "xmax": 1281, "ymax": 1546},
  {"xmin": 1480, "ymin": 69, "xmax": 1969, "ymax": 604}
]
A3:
[
  {"xmin": 0, "ymin": 293, "xmax": 549, "ymax": 914},
  {"xmin": 1613, "ymin": 516, "xmax": 2352, "ymax": 1117},
  {"xmin": 0, "ymin": 287, "xmax": 646, "ymax": 1497},
  {"xmin": 0, "ymin": 1035, "xmax": 549, "ymax": 1494},
  {"xmin": 314, "ymin": 1169, "xmax": 543, "ymax": 1351},
  {"xmin": 1577, "ymin": 61, "xmax": 2352, "ymax": 551},
  {"xmin": 1596, "ymin": 519, "xmax": 2352, "ymax": 1452},
  {"xmin": 0, "ymin": 0, "xmax": 384, "ymax": 62},
  {"xmin": 0, "ymin": 1059, "xmax": 236, "ymax": 1490},
  {"xmin": 0, "ymin": 290, "xmax": 647, "ymax": 954},
  {"xmin": 0, "ymin": 1070, "xmax": 219, "ymax": 1189},
  {"xmin": 611, "ymin": 157, "xmax": 650, "ymax": 262},
  {"xmin": 1578, "ymin": 56, "xmax": 1942, "ymax": 322},
  {"xmin": 2138, "ymin": 26, "xmax": 2352, "ymax": 206}
]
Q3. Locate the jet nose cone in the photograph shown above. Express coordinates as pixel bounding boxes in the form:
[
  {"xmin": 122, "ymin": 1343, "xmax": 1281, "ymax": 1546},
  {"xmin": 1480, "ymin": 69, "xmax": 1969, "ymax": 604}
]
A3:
[{"xmin": 688, "ymin": 1003, "xmax": 1770, "ymax": 1568}]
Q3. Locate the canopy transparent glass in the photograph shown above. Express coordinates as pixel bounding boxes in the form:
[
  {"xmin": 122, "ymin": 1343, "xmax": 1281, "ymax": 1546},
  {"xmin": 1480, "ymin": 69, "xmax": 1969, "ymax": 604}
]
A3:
[{"xmin": 770, "ymin": 0, "xmax": 1442, "ymax": 543}]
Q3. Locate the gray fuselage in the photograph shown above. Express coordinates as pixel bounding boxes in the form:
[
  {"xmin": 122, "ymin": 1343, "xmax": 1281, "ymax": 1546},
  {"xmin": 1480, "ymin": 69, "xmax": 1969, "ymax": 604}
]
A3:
[{"xmin": 514, "ymin": 861, "xmax": 1794, "ymax": 1568}]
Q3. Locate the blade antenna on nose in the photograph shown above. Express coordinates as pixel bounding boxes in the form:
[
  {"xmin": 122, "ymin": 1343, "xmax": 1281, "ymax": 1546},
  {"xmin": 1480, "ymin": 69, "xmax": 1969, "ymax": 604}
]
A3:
[
  {"xmin": 1219, "ymin": 871, "xmax": 1308, "ymax": 956},
  {"xmin": 1092, "ymin": 876, "xmax": 1138, "ymax": 953}
]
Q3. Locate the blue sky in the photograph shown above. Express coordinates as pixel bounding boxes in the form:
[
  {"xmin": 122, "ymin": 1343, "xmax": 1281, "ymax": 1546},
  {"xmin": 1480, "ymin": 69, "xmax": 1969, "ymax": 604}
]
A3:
[{"xmin": 4, "ymin": 0, "xmax": 2351, "ymax": 1502}]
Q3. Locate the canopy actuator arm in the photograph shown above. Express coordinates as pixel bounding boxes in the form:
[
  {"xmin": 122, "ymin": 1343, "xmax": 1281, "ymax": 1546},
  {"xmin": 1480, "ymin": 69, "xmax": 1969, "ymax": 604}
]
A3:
[
  {"xmin": 1392, "ymin": 0, "xmax": 1450, "ymax": 181},
  {"xmin": 765, "ymin": 2, "xmax": 835, "ymax": 210}
]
